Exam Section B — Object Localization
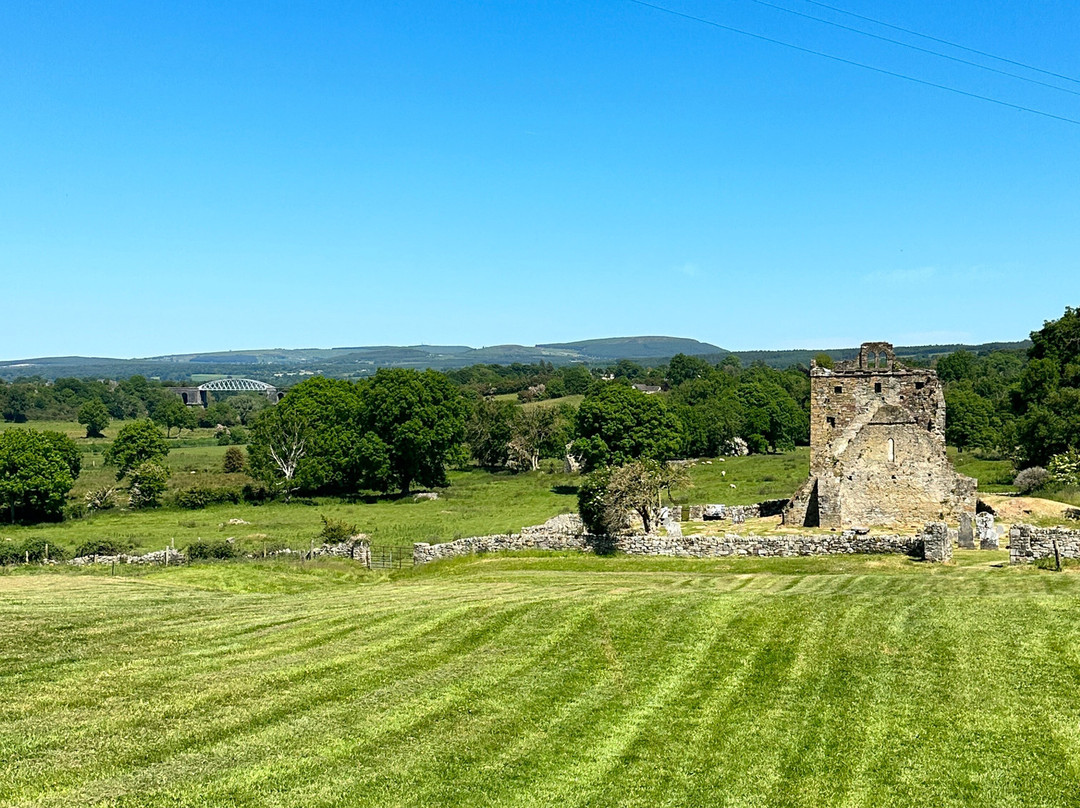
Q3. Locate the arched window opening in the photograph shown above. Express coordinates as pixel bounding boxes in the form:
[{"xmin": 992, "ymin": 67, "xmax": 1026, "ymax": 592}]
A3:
[{"xmin": 888, "ymin": 438, "xmax": 896, "ymax": 462}]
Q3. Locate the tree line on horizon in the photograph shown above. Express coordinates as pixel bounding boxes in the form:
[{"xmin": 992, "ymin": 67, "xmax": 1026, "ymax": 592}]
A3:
[{"xmin": 2, "ymin": 307, "xmax": 1079, "ymax": 526}]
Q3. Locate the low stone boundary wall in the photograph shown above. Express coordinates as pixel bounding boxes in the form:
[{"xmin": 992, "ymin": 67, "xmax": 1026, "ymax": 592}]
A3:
[
  {"xmin": 1009, "ymin": 524, "xmax": 1080, "ymax": 565},
  {"xmin": 70, "ymin": 548, "xmax": 187, "ymax": 566},
  {"xmin": 615, "ymin": 531, "xmax": 923, "ymax": 558},
  {"xmin": 414, "ymin": 531, "xmax": 590, "ymax": 565},
  {"xmin": 414, "ymin": 520, "xmax": 938, "ymax": 565}
]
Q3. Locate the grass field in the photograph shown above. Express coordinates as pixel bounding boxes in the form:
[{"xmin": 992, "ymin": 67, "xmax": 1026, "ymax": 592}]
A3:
[{"xmin": 3, "ymin": 552, "xmax": 1080, "ymax": 807}]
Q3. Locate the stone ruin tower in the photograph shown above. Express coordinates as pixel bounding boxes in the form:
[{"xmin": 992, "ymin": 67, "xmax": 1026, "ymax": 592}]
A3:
[{"xmin": 783, "ymin": 342, "xmax": 976, "ymax": 529}]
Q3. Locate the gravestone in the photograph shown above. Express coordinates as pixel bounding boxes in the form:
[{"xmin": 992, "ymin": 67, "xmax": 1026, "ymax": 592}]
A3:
[
  {"xmin": 958, "ymin": 512, "xmax": 975, "ymax": 549},
  {"xmin": 977, "ymin": 512, "xmax": 998, "ymax": 550}
]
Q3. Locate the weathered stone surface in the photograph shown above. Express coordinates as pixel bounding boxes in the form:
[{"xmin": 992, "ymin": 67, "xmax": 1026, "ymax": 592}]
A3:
[
  {"xmin": 413, "ymin": 516, "xmax": 939, "ymax": 565},
  {"xmin": 977, "ymin": 512, "xmax": 998, "ymax": 550},
  {"xmin": 1009, "ymin": 524, "xmax": 1080, "ymax": 565},
  {"xmin": 783, "ymin": 342, "xmax": 976, "ymax": 529},
  {"xmin": 69, "ymin": 548, "xmax": 186, "ymax": 566},
  {"xmin": 698, "ymin": 499, "xmax": 788, "ymax": 522},
  {"xmin": 958, "ymin": 512, "xmax": 975, "ymax": 549},
  {"xmin": 922, "ymin": 522, "xmax": 952, "ymax": 563},
  {"xmin": 1065, "ymin": 508, "xmax": 1080, "ymax": 521},
  {"xmin": 521, "ymin": 513, "xmax": 584, "ymax": 536}
]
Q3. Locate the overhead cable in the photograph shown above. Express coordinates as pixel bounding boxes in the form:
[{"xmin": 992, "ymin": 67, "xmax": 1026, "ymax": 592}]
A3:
[
  {"xmin": 738, "ymin": 0, "xmax": 1080, "ymax": 97},
  {"xmin": 625, "ymin": 0, "xmax": 1080, "ymax": 127},
  {"xmin": 801, "ymin": 0, "xmax": 1080, "ymax": 87}
]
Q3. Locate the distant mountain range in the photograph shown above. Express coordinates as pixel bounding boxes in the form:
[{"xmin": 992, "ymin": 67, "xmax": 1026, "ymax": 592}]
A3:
[{"xmin": 0, "ymin": 337, "xmax": 1030, "ymax": 383}]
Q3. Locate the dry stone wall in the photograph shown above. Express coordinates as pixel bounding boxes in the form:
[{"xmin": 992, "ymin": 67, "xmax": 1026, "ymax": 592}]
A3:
[
  {"xmin": 1009, "ymin": 524, "xmax": 1080, "ymax": 565},
  {"xmin": 413, "ymin": 515, "xmax": 948, "ymax": 564},
  {"xmin": 69, "ymin": 548, "xmax": 187, "ymax": 566}
]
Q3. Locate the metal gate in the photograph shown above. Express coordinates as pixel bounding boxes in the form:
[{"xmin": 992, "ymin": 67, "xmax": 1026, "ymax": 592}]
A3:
[{"xmin": 367, "ymin": 545, "xmax": 414, "ymax": 571}]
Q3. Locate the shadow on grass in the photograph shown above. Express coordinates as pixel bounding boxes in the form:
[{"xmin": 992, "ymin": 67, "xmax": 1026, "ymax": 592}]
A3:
[{"xmin": 551, "ymin": 485, "xmax": 579, "ymax": 496}]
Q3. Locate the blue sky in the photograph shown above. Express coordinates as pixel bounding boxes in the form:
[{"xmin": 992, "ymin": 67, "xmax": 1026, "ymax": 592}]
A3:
[{"xmin": 2, "ymin": 1, "xmax": 1077, "ymax": 359}]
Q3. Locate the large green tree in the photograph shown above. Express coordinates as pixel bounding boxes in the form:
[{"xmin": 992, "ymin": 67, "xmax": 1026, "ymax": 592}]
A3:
[
  {"xmin": 0, "ymin": 429, "xmax": 81, "ymax": 523},
  {"xmin": 467, "ymin": 397, "xmax": 516, "ymax": 468},
  {"xmin": 104, "ymin": 419, "xmax": 170, "ymax": 479},
  {"xmin": 150, "ymin": 394, "xmax": 197, "ymax": 438},
  {"xmin": 944, "ymin": 384, "xmax": 998, "ymax": 452},
  {"xmin": 248, "ymin": 377, "xmax": 365, "ymax": 495},
  {"xmin": 572, "ymin": 384, "xmax": 683, "ymax": 472},
  {"xmin": 77, "ymin": 400, "xmax": 110, "ymax": 438},
  {"xmin": 360, "ymin": 369, "xmax": 468, "ymax": 495},
  {"xmin": 1012, "ymin": 307, "xmax": 1080, "ymax": 466}
]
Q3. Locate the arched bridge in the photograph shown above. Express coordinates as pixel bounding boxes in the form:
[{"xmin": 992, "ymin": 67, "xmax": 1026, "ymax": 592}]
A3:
[
  {"xmin": 172, "ymin": 378, "xmax": 282, "ymax": 407},
  {"xmin": 198, "ymin": 378, "xmax": 277, "ymax": 394}
]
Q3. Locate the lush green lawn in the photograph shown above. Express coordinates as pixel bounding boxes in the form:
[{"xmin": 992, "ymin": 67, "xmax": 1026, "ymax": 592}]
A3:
[{"xmin": 3, "ymin": 552, "xmax": 1080, "ymax": 807}]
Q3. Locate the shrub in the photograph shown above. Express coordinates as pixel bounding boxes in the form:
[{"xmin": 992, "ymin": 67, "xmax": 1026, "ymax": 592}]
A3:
[
  {"xmin": 242, "ymin": 482, "xmax": 271, "ymax": 503},
  {"xmin": 577, "ymin": 467, "xmax": 617, "ymax": 537},
  {"xmin": 1048, "ymin": 450, "xmax": 1080, "ymax": 488},
  {"xmin": 0, "ymin": 540, "xmax": 21, "ymax": 565},
  {"xmin": 128, "ymin": 461, "xmax": 170, "ymax": 509},
  {"xmin": 319, "ymin": 515, "xmax": 357, "ymax": 543},
  {"xmin": 84, "ymin": 486, "xmax": 117, "ymax": 513},
  {"xmin": 186, "ymin": 539, "xmax": 239, "ymax": 560},
  {"xmin": 19, "ymin": 537, "xmax": 66, "ymax": 562},
  {"xmin": 1014, "ymin": 466, "xmax": 1050, "ymax": 494},
  {"xmin": 74, "ymin": 538, "xmax": 134, "ymax": 557},
  {"xmin": 216, "ymin": 427, "xmax": 249, "ymax": 446},
  {"xmin": 223, "ymin": 446, "xmax": 246, "ymax": 473},
  {"xmin": 174, "ymin": 486, "xmax": 243, "ymax": 510}
]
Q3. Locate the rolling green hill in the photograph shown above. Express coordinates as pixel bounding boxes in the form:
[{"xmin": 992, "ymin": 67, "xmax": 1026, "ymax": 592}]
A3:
[{"xmin": 0, "ymin": 337, "xmax": 1030, "ymax": 381}]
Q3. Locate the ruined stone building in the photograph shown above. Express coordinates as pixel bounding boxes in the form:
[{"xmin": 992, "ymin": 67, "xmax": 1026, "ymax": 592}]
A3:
[{"xmin": 783, "ymin": 342, "xmax": 976, "ymax": 528}]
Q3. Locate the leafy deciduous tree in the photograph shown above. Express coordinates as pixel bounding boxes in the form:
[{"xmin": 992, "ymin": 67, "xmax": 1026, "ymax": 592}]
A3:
[
  {"xmin": 104, "ymin": 419, "xmax": 170, "ymax": 480},
  {"xmin": 0, "ymin": 429, "xmax": 80, "ymax": 523},
  {"xmin": 77, "ymin": 400, "xmax": 110, "ymax": 438}
]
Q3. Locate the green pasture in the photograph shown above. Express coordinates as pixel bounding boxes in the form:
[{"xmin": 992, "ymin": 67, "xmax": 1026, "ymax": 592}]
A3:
[{"xmin": 3, "ymin": 552, "xmax": 1080, "ymax": 807}]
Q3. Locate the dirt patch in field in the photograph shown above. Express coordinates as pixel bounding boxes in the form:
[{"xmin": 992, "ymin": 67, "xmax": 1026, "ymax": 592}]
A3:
[{"xmin": 981, "ymin": 494, "xmax": 1073, "ymax": 524}]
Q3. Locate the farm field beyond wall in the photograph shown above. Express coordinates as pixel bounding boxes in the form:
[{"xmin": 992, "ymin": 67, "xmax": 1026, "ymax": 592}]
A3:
[{"xmin": 3, "ymin": 553, "xmax": 1080, "ymax": 807}]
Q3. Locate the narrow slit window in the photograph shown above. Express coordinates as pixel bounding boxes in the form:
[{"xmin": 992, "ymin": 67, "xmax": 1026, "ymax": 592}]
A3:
[
  {"xmin": 874, "ymin": 382, "xmax": 882, "ymax": 393},
  {"xmin": 826, "ymin": 417, "xmax": 836, "ymax": 428},
  {"xmin": 888, "ymin": 438, "xmax": 896, "ymax": 462}
]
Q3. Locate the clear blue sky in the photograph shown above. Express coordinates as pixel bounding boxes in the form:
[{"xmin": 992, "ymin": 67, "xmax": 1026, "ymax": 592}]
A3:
[{"xmin": 2, "ymin": 1, "xmax": 1077, "ymax": 359}]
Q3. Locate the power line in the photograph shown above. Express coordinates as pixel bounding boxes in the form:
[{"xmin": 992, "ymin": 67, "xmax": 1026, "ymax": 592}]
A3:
[
  {"xmin": 801, "ymin": 0, "xmax": 1080, "ymax": 87},
  {"xmin": 738, "ymin": 0, "xmax": 1080, "ymax": 98},
  {"xmin": 624, "ymin": 0, "xmax": 1080, "ymax": 127}
]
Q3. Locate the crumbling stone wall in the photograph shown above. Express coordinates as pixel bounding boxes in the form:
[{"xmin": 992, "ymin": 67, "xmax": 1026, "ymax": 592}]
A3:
[
  {"xmin": 783, "ymin": 342, "xmax": 976, "ymax": 529},
  {"xmin": 1009, "ymin": 524, "xmax": 1080, "ymax": 565},
  {"xmin": 413, "ymin": 515, "xmax": 953, "ymax": 564}
]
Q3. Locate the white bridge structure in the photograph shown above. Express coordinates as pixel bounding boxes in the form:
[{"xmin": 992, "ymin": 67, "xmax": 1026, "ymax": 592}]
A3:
[{"xmin": 172, "ymin": 378, "xmax": 282, "ymax": 407}]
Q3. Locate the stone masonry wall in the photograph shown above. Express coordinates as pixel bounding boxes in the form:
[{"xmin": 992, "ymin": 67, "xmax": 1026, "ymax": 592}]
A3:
[
  {"xmin": 1009, "ymin": 524, "xmax": 1080, "ymax": 565},
  {"xmin": 414, "ymin": 522, "xmax": 939, "ymax": 565},
  {"xmin": 783, "ymin": 342, "xmax": 976, "ymax": 529}
]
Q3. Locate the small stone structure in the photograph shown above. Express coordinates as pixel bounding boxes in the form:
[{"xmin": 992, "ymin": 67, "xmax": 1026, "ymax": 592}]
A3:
[
  {"xmin": 783, "ymin": 342, "xmax": 976, "ymax": 529},
  {"xmin": 1009, "ymin": 524, "xmax": 1080, "ymax": 565},
  {"xmin": 976, "ymin": 512, "xmax": 998, "ymax": 550},
  {"xmin": 922, "ymin": 522, "xmax": 952, "ymax": 563}
]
